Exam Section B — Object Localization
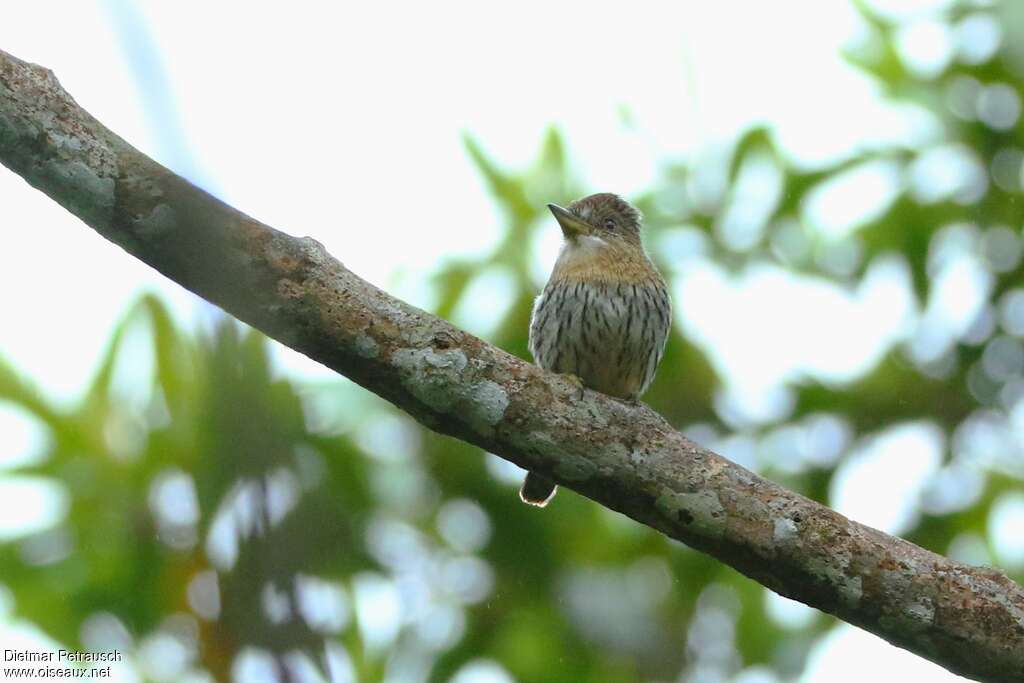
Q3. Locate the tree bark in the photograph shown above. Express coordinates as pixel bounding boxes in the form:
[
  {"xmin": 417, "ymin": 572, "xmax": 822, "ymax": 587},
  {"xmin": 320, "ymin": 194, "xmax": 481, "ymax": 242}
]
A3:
[{"xmin": 1, "ymin": 48, "xmax": 1022, "ymax": 683}]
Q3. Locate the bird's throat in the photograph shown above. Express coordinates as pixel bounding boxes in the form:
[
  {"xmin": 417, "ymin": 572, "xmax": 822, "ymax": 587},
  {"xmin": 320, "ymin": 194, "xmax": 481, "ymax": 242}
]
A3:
[{"xmin": 553, "ymin": 236, "xmax": 655, "ymax": 283}]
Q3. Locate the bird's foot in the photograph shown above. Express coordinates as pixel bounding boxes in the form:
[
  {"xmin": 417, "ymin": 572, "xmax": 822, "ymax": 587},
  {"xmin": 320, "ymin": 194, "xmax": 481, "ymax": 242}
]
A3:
[{"xmin": 561, "ymin": 373, "xmax": 586, "ymax": 401}]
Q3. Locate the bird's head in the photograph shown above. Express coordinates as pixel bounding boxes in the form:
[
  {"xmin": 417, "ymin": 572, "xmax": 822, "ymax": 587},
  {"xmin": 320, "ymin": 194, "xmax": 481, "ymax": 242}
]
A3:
[{"xmin": 547, "ymin": 193, "xmax": 644, "ymax": 250}]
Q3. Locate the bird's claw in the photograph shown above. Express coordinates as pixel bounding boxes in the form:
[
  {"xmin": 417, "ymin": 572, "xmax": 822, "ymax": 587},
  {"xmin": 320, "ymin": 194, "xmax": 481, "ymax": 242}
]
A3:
[{"xmin": 562, "ymin": 373, "xmax": 586, "ymax": 401}]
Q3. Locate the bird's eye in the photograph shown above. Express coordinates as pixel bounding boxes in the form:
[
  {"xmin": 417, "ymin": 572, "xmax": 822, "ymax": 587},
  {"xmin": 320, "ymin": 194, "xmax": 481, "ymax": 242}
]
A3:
[{"xmin": 604, "ymin": 219, "xmax": 616, "ymax": 230}]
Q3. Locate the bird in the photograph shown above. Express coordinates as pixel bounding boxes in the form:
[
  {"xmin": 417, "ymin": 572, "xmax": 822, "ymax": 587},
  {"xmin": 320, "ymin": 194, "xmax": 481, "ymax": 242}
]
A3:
[{"xmin": 521, "ymin": 193, "xmax": 672, "ymax": 506}]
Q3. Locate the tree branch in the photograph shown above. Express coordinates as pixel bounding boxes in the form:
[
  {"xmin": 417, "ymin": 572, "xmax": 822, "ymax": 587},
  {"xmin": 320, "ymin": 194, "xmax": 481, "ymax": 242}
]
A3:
[{"xmin": 1, "ymin": 48, "xmax": 1021, "ymax": 683}]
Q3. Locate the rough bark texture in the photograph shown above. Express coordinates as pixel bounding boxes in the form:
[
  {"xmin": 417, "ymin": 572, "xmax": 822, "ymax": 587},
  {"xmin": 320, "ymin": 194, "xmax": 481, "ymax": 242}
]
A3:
[{"xmin": 1, "ymin": 48, "xmax": 1022, "ymax": 682}]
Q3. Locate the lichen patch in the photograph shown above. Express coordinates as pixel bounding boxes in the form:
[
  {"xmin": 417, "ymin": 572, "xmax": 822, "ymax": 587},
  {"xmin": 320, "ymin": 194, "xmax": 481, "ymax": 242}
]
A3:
[
  {"xmin": 390, "ymin": 346, "xmax": 509, "ymax": 436},
  {"xmin": 135, "ymin": 203, "xmax": 176, "ymax": 238},
  {"xmin": 464, "ymin": 380, "xmax": 509, "ymax": 433},
  {"xmin": 773, "ymin": 517, "xmax": 799, "ymax": 545},
  {"xmin": 656, "ymin": 489, "xmax": 726, "ymax": 539}
]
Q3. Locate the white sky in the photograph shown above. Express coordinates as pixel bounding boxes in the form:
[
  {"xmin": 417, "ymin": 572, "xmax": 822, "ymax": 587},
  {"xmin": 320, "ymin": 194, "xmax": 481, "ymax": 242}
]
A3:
[{"xmin": 0, "ymin": 1, "xmax": 996, "ymax": 681}]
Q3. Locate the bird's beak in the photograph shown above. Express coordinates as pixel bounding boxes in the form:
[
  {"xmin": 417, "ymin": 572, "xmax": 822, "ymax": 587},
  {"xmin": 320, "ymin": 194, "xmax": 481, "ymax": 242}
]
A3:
[{"xmin": 548, "ymin": 203, "xmax": 590, "ymax": 239}]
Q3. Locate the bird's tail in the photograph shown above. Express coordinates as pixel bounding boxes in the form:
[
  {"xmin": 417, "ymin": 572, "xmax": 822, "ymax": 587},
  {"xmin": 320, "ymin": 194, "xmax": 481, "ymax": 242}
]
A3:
[{"xmin": 519, "ymin": 471, "xmax": 557, "ymax": 507}]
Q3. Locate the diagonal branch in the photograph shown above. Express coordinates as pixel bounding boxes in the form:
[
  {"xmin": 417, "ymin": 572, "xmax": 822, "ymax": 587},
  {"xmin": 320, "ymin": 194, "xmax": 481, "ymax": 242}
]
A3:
[{"xmin": 0, "ymin": 48, "xmax": 1022, "ymax": 683}]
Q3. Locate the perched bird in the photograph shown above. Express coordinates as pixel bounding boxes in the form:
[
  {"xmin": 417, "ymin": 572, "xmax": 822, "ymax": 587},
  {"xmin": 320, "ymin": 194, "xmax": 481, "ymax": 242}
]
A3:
[{"xmin": 521, "ymin": 193, "xmax": 672, "ymax": 506}]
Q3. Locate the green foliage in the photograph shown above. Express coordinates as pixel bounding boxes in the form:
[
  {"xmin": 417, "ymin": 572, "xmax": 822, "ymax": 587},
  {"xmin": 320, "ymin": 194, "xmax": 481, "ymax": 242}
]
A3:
[{"xmin": 2, "ymin": 1, "xmax": 1024, "ymax": 681}]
